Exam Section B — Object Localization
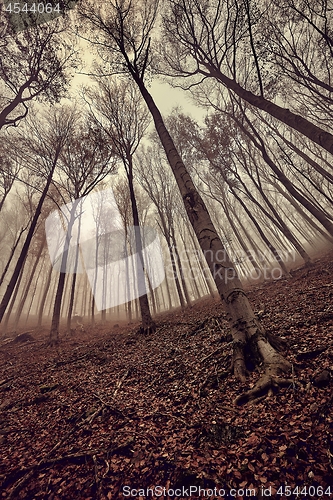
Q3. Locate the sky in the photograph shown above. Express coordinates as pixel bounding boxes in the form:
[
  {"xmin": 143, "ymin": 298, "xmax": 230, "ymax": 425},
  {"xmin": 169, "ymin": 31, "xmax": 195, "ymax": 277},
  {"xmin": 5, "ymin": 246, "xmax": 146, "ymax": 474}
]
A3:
[
  {"xmin": 67, "ymin": 36, "xmax": 206, "ymax": 126},
  {"xmin": 147, "ymin": 80, "xmax": 206, "ymax": 124}
]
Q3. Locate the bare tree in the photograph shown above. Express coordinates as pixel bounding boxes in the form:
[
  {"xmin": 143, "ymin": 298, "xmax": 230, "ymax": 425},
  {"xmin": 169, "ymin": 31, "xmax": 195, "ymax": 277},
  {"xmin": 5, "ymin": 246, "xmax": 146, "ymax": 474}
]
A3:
[
  {"xmin": 0, "ymin": 12, "xmax": 77, "ymax": 129},
  {"xmin": 49, "ymin": 120, "xmax": 116, "ymax": 345},
  {"xmin": 84, "ymin": 77, "xmax": 156, "ymax": 334},
  {"xmin": 0, "ymin": 105, "xmax": 78, "ymax": 324},
  {"xmin": 223, "ymin": 98, "xmax": 333, "ymax": 236},
  {"xmin": 80, "ymin": 0, "xmax": 293, "ymax": 403},
  {"xmin": 0, "ymin": 135, "xmax": 20, "ymax": 211},
  {"xmin": 262, "ymin": 0, "xmax": 333, "ymax": 124},
  {"xmin": 137, "ymin": 143, "xmax": 189, "ymax": 308},
  {"xmin": 161, "ymin": 0, "xmax": 333, "ymax": 157}
]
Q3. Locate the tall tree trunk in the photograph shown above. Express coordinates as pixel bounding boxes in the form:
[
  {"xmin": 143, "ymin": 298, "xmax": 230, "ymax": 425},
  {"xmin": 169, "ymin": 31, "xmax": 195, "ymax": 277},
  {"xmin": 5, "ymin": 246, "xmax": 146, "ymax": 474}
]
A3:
[
  {"xmin": 124, "ymin": 229, "xmax": 133, "ymax": 322},
  {"xmin": 259, "ymin": 115, "xmax": 333, "ymax": 184},
  {"xmin": 188, "ymin": 255, "xmax": 201, "ymax": 299},
  {"xmin": 91, "ymin": 235, "xmax": 100, "ymax": 327},
  {"xmin": 81, "ymin": 273, "xmax": 88, "ymax": 318},
  {"xmin": 231, "ymin": 208, "xmax": 271, "ymax": 268},
  {"xmin": 271, "ymin": 180, "xmax": 333, "ymax": 244},
  {"xmin": 0, "ymin": 224, "xmax": 28, "ymax": 288},
  {"xmin": 237, "ymin": 168, "xmax": 312, "ymax": 265},
  {"xmin": 14, "ymin": 238, "xmax": 45, "ymax": 329},
  {"xmin": 169, "ymin": 245, "xmax": 186, "ymax": 307},
  {"xmin": 2, "ymin": 257, "xmax": 27, "ymax": 335},
  {"xmin": 66, "ymin": 211, "xmax": 83, "ymax": 331},
  {"xmin": 221, "ymin": 196, "xmax": 262, "ymax": 276},
  {"xmin": 135, "ymin": 297, "xmax": 140, "ymax": 320},
  {"xmin": 158, "ymin": 277, "xmax": 167, "ymax": 311},
  {"xmin": 225, "ymin": 178, "xmax": 290, "ymax": 276},
  {"xmin": 188, "ymin": 228, "xmax": 217, "ymax": 297},
  {"xmin": 37, "ymin": 265, "xmax": 53, "ymax": 327},
  {"xmin": 231, "ymin": 113, "xmax": 333, "ymax": 236},
  {"xmin": 178, "ymin": 227, "xmax": 201, "ymax": 299},
  {"xmin": 86, "ymin": 288, "xmax": 92, "ymax": 322},
  {"xmin": 290, "ymin": 160, "xmax": 333, "ymax": 209},
  {"xmin": 132, "ymin": 76, "xmax": 291, "ymax": 401},
  {"xmin": 126, "ymin": 157, "xmax": 156, "ymax": 333},
  {"xmin": 25, "ymin": 259, "xmax": 43, "ymax": 324},
  {"xmin": 164, "ymin": 268, "xmax": 173, "ymax": 310},
  {"xmin": 49, "ymin": 198, "xmax": 80, "ymax": 345},
  {"xmin": 146, "ymin": 271, "xmax": 157, "ymax": 315},
  {"xmin": 171, "ymin": 235, "xmax": 192, "ymax": 306},
  {"xmin": 46, "ymin": 273, "xmax": 58, "ymax": 317}
]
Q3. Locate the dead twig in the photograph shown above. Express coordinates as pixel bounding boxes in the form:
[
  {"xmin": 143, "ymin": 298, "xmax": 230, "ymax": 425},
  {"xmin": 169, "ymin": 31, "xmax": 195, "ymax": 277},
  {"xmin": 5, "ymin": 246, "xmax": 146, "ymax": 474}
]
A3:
[
  {"xmin": 151, "ymin": 411, "xmax": 188, "ymax": 426},
  {"xmin": 89, "ymin": 370, "xmax": 130, "ymax": 424},
  {"xmin": 113, "ymin": 369, "xmax": 129, "ymax": 398},
  {"xmin": 102, "ymin": 460, "xmax": 110, "ymax": 478},
  {"xmin": 201, "ymin": 341, "xmax": 233, "ymax": 363},
  {"xmin": 7, "ymin": 405, "xmax": 98, "ymax": 498},
  {"xmin": 5, "ymin": 435, "xmax": 137, "ymax": 497},
  {"xmin": 92, "ymin": 454, "xmax": 100, "ymax": 494}
]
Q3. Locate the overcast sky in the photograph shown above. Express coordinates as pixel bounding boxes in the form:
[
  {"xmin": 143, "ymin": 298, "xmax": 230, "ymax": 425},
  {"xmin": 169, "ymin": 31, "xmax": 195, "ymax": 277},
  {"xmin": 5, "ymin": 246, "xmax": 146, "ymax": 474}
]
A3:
[
  {"xmin": 148, "ymin": 80, "xmax": 205, "ymax": 123},
  {"xmin": 69, "ymin": 53, "xmax": 205, "ymax": 125}
]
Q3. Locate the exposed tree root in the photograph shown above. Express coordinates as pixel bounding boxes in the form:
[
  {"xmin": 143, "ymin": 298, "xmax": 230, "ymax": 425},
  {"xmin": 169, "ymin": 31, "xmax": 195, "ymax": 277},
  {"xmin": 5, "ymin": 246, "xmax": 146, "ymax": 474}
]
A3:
[
  {"xmin": 228, "ymin": 316, "xmax": 293, "ymax": 405},
  {"xmin": 136, "ymin": 321, "xmax": 157, "ymax": 335},
  {"xmin": 234, "ymin": 372, "xmax": 301, "ymax": 406},
  {"xmin": 48, "ymin": 340, "xmax": 59, "ymax": 347},
  {"xmin": 266, "ymin": 331, "xmax": 288, "ymax": 351}
]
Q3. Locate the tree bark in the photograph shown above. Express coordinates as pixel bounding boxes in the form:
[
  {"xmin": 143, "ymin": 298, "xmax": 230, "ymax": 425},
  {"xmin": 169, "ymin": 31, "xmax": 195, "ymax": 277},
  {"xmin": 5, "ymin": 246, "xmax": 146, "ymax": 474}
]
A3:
[
  {"xmin": 37, "ymin": 265, "xmax": 53, "ymax": 327},
  {"xmin": 126, "ymin": 157, "xmax": 156, "ymax": 334},
  {"xmin": 49, "ymin": 198, "xmax": 80, "ymax": 345}
]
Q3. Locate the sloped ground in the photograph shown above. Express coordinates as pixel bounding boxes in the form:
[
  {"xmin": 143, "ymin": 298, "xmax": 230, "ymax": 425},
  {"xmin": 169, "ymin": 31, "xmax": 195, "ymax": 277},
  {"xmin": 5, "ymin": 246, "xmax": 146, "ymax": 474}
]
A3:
[{"xmin": 0, "ymin": 251, "xmax": 333, "ymax": 499}]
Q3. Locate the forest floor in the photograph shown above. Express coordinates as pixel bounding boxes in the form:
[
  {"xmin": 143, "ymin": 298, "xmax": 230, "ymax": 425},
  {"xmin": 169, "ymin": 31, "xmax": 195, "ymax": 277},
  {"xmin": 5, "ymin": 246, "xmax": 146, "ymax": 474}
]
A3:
[{"xmin": 0, "ymin": 251, "xmax": 333, "ymax": 500}]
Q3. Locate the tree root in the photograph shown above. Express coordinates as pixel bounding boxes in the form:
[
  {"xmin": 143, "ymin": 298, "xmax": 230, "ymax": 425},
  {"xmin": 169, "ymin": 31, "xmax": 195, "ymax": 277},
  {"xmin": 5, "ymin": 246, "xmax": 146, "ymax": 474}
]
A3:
[
  {"xmin": 136, "ymin": 321, "xmax": 157, "ymax": 335},
  {"xmin": 234, "ymin": 375, "xmax": 300, "ymax": 406},
  {"xmin": 48, "ymin": 335, "xmax": 59, "ymax": 347},
  {"xmin": 266, "ymin": 331, "xmax": 288, "ymax": 352}
]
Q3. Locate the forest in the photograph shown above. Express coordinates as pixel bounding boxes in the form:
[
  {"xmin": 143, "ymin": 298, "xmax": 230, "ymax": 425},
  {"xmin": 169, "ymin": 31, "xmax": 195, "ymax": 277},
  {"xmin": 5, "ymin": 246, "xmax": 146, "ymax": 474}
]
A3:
[{"xmin": 0, "ymin": 0, "xmax": 333, "ymax": 498}]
